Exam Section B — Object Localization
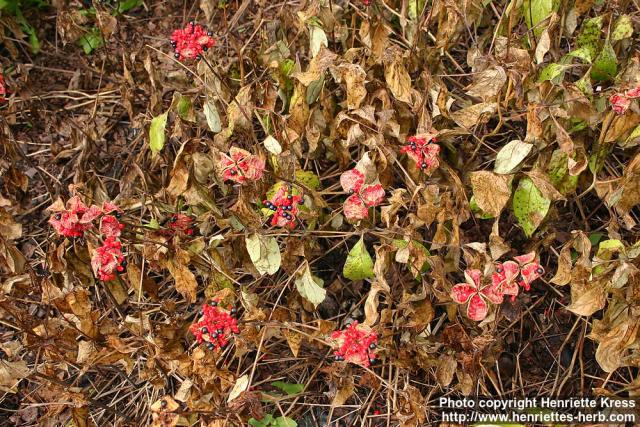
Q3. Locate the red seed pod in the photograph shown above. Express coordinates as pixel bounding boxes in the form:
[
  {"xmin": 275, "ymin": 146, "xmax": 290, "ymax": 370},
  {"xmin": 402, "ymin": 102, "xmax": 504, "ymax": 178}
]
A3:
[
  {"xmin": 400, "ymin": 136, "xmax": 440, "ymax": 174},
  {"xmin": 330, "ymin": 321, "xmax": 378, "ymax": 368},
  {"xmin": 170, "ymin": 23, "xmax": 215, "ymax": 61},
  {"xmin": 190, "ymin": 301, "xmax": 240, "ymax": 351},
  {"xmin": 339, "ymin": 169, "xmax": 385, "ymax": 222},
  {"xmin": 264, "ymin": 185, "xmax": 304, "ymax": 229},
  {"xmin": 91, "ymin": 237, "xmax": 126, "ymax": 281}
]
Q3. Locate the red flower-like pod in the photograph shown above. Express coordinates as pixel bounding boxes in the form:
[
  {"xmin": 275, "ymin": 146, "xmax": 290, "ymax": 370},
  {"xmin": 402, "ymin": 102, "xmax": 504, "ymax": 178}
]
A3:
[
  {"xmin": 190, "ymin": 301, "xmax": 240, "ymax": 351},
  {"xmin": 331, "ymin": 321, "xmax": 378, "ymax": 368}
]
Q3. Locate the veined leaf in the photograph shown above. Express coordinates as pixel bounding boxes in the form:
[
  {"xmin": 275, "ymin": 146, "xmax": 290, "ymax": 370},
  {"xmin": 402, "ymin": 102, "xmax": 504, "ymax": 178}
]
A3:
[
  {"xmin": 295, "ymin": 262, "xmax": 326, "ymax": 307},
  {"xmin": 245, "ymin": 234, "xmax": 281, "ymax": 276},
  {"xmin": 343, "ymin": 237, "xmax": 374, "ymax": 280}
]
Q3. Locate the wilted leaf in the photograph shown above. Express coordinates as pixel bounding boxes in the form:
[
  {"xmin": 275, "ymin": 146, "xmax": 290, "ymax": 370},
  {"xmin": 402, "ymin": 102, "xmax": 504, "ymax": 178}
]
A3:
[
  {"xmin": 525, "ymin": 169, "xmax": 565, "ymax": 201},
  {"xmin": 0, "ymin": 360, "xmax": 29, "ymax": 393},
  {"xmin": 535, "ymin": 29, "xmax": 551, "ymax": 64},
  {"xmin": 436, "ymin": 354, "xmax": 457, "ymax": 387},
  {"xmin": 567, "ymin": 283, "xmax": 606, "ymax": 316},
  {"xmin": 246, "ymin": 234, "xmax": 281, "ymax": 276},
  {"xmin": 512, "ymin": 177, "xmax": 551, "ymax": 237},
  {"xmin": 384, "ymin": 53, "xmax": 413, "ymax": 104},
  {"xmin": 167, "ymin": 250, "xmax": 197, "ymax": 303},
  {"xmin": 331, "ymin": 377, "xmax": 354, "ymax": 407},
  {"xmin": 470, "ymin": 171, "xmax": 511, "ymax": 217},
  {"xmin": 465, "ymin": 66, "xmax": 507, "ymax": 101},
  {"xmin": 494, "ymin": 140, "xmax": 533, "ymax": 174},
  {"xmin": 0, "ymin": 210, "xmax": 22, "ymax": 241},
  {"xmin": 451, "ymin": 102, "xmax": 497, "ymax": 129},
  {"xmin": 332, "ymin": 63, "xmax": 367, "ymax": 110},
  {"xmin": 343, "ymin": 237, "xmax": 375, "ymax": 280}
]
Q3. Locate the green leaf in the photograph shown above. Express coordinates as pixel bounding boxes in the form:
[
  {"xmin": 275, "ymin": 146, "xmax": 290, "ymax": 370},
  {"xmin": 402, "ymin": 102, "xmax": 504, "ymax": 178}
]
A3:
[
  {"xmin": 494, "ymin": 140, "xmax": 534, "ymax": 174},
  {"xmin": 249, "ymin": 414, "xmax": 274, "ymax": 427},
  {"xmin": 512, "ymin": 177, "xmax": 551, "ymax": 237},
  {"xmin": 590, "ymin": 40, "xmax": 617, "ymax": 82},
  {"xmin": 567, "ymin": 45, "xmax": 593, "ymax": 63},
  {"xmin": 176, "ymin": 96, "xmax": 193, "ymax": 121},
  {"xmin": 149, "ymin": 112, "xmax": 168, "ymax": 156},
  {"xmin": 271, "ymin": 381, "xmax": 304, "ymax": 395},
  {"xmin": 306, "ymin": 75, "xmax": 324, "ymax": 105},
  {"xmin": 274, "ymin": 417, "xmax": 297, "ymax": 427},
  {"xmin": 588, "ymin": 232, "xmax": 604, "ymax": 247},
  {"xmin": 523, "ymin": 0, "xmax": 559, "ymax": 36},
  {"xmin": 547, "ymin": 150, "xmax": 578, "ymax": 195},
  {"xmin": 77, "ymin": 27, "xmax": 104, "ymax": 55},
  {"xmin": 295, "ymin": 263, "xmax": 326, "ymax": 307},
  {"xmin": 575, "ymin": 73, "xmax": 593, "ymax": 95},
  {"xmin": 245, "ymin": 234, "xmax": 281, "ymax": 276},
  {"xmin": 343, "ymin": 237, "xmax": 374, "ymax": 280},
  {"xmin": 576, "ymin": 16, "xmax": 603, "ymax": 61},
  {"xmin": 117, "ymin": 0, "xmax": 142, "ymax": 13},
  {"xmin": 624, "ymin": 124, "xmax": 640, "ymax": 147},
  {"xmin": 588, "ymin": 141, "xmax": 612, "ymax": 174},
  {"xmin": 596, "ymin": 239, "xmax": 624, "ymax": 260},
  {"xmin": 611, "ymin": 15, "xmax": 633, "ymax": 41},
  {"xmin": 144, "ymin": 218, "xmax": 160, "ymax": 229},
  {"xmin": 295, "ymin": 170, "xmax": 320, "ymax": 190},
  {"xmin": 538, "ymin": 63, "xmax": 567, "ymax": 83}
]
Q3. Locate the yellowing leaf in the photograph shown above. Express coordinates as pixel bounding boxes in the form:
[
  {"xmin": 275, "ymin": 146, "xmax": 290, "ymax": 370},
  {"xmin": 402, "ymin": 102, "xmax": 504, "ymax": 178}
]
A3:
[
  {"xmin": 309, "ymin": 25, "xmax": 328, "ymax": 58},
  {"xmin": 263, "ymin": 135, "xmax": 282, "ymax": 155},
  {"xmin": 204, "ymin": 101, "xmax": 222, "ymax": 133},
  {"xmin": 494, "ymin": 140, "xmax": 534, "ymax": 174},
  {"xmin": 149, "ymin": 111, "xmax": 168, "ymax": 155},
  {"xmin": 611, "ymin": 15, "xmax": 633, "ymax": 41},
  {"xmin": 227, "ymin": 374, "xmax": 249, "ymax": 403},
  {"xmin": 245, "ymin": 233, "xmax": 281, "ymax": 276},
  {"xmin": 343, "ymin": 237, "xmax": 374, "ymax": 280},
  {"xmin": 295, "ymin": 262, "xmax": 326, "ymax": 307},
  {"xmin": 295, "ymin": 170, "xmax": 320, "ymax": 190}
]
